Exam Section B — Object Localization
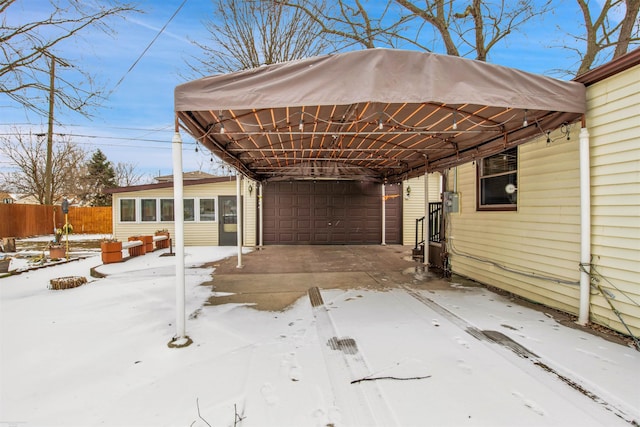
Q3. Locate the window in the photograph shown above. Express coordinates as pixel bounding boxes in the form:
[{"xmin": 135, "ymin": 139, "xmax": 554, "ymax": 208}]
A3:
[
  {"xmin": 141, "ymin": 199, "xmax": 157, "ymax": 221},
  {"xmin": 120, "ymin": 199, "xmax": 136, "ymax": 222},
  {"xmin": 160, "ymin": 199, "xmax": 174, "ymax": 221},
  {"xmin": 477, "ymin": 147, "xmax": 517, "ymax": 211},
  {"xmin": 184, "ymin": 199, "xmax": 195, "ymax": 221},
  {"xmin": 199, "ymin": 198, "xmax": 216, "ymax": 221},
  {"xmin": 118, "ymin": 197, "xmax": 217, "ymax": 223}
]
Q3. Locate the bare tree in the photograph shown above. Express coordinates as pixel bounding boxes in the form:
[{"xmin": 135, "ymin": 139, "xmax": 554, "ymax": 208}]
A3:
[
  {"xmin": 378, "ymin": 0, "xmax": 553, "ymax": 60},
  {"xmin": 573, "ymin": 0, "xmax": 640, "ymax": 75},
  {"xmin": 0, "ymin": 129, "xmax": 86, "ymax": 204},
  {"xmin": 279, "ymin": 0, "xmax": 552, "ymax": 59},
  {"xmin": 114, "ymin": 161, "xmax": 146, "ymax": 187},
  {"xmin": 278, "ymin": 0, "xmax": 417, "ymax": 50},
  {"xmin": 0, "ymin": 0, "xmax": 138, "ymax": 115},
  {"xmin": 188, "ymin": 0, "xmax": 329, "ymax": 75}
]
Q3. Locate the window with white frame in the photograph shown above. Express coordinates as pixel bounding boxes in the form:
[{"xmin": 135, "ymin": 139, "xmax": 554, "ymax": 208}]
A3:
[
  {"xmin": 199, "ymin": 198, "xmax": 216, "ymax": 221},
  {"xmin": 141, "ymin": 199, "xmax": 157, "ymax": 221},
  {"xmin": 160, "ymin": 199, "xmax": 174, "ymax": 221},
  {"xmin": 118, "ymin": 197, "xmax": 217, "ymax": 222},
  {"xmin": 120, "ymin": 199, "xmax": 136, "ymax": 222},
  {"xmin": 477, "ymin": 147, "xmax": 518, "ymax": 211},
  {"xmin": 184, "ymin": 199, "xmax": 195, "ymax": 221}
]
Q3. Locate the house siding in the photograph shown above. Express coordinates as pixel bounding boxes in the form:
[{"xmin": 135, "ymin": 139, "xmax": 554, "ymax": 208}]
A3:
[
  {"xmin": 243, "ymin": 179, "xmax": 257, "ymax": 246},
  {"xmin": 448, "ymin": 134, "xmax": 582, "ymax": 313},
  {"xmin": 112, "ymin": 179, "xmax": 257, "ymax": 247},
  {"xmin": 402, "ymin": 173, "xmax": 441, "ymax": 246},
  {"xmin": 587, "ymin": 64, "xmax": 640, "ymax": 334},
  {"xmin": 446, "ymin": 63, "xmax": 640, "ymax": 337}
]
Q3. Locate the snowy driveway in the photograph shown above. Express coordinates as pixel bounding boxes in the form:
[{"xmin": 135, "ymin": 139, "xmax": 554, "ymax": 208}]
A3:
[{"xmin": 1, "ymin": 247, "xmax": 638, "ymax": 426}]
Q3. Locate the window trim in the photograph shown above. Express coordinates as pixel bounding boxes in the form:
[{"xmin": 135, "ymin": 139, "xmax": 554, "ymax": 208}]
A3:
[
  {"xmin": 119, "ymin": 198, "xmax": 137, "ymax": 222},
  {"xmin": 198, "ymin": 197, "xmax": 217, "ymax": 222},
  {"xmin": 476, "ymin": 147, "xmax": 518, "ymax": 212},
  {"xmin": 116, "ymin": 197, "xmax": 218, "ymax": 223}
]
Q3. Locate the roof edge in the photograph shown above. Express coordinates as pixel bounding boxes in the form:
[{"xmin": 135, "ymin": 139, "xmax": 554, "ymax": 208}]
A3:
[
  {"xmin": 106, "ymin": 176, "xmax": 237, "ymax": 194},
  {"xmin": 574, "ymin": 47, "xmax": 640, "ymax": 86}
]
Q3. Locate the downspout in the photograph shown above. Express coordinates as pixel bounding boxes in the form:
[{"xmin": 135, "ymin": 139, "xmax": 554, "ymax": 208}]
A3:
[
  {"xmin": 172, "ymin": 125, "xmax": 186, "ymax": 341},
  {"xmin": 424, "ymin": 157, "xmax": 429, "ymax": 266},
  {"xmin": 381, "ymin": 183, "xmax": 386, "ymax": 245},
  {"xmin": 236, "ymin": 173, "xmax": 243, "ymax": 268},
  {"xmin": 258, "ymin": 182, "xmax": 263, "ymax": 248},
  {"xmin": 578, "ymin": 123, "xmax": 591, "ymax": 325}
]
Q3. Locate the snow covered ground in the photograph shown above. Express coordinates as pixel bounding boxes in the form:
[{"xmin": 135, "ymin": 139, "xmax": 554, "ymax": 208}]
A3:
[{"xmin": 1, "ymin": 243, "xmax": 638, "ymax": 426}]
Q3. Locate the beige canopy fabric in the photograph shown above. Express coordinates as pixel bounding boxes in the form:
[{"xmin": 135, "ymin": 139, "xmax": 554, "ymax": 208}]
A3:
[{"xmin": 175, "ymin": 48, "xmax": 586, "ymax": 183}]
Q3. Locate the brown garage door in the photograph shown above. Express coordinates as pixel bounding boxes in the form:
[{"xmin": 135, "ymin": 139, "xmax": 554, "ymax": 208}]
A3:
[{"xmin": 262, "ymin": 181, "xmax": 401, "ymax": 244}]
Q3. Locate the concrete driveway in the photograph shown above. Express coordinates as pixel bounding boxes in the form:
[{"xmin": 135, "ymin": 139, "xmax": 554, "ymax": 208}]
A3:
[
  {"xmin": 203, "ymin": 245, "xmax": 447, "ymax": 311},
  {"xmin": 198, "ymin": 245, "xmax": 638, "ymax": 425}
]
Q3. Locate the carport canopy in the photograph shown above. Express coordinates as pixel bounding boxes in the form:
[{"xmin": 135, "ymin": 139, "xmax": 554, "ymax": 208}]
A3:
[{"xmin": 174, "ymin": 48, "xmax": 586, "ymax": 183}]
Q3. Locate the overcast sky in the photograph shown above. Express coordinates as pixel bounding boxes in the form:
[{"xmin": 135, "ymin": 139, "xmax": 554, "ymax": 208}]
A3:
[{"xmin": 1, "ymin": 0, "xmax": 597, "ymax": 180}]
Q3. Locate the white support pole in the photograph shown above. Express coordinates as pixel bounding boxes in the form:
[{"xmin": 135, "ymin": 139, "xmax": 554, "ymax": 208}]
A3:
[
  {"xmin": 236, "ymin": 173, "xmax": 243, "ymax": 268},
  {"xmin": 258, "ymin": 182, "xmax": 264, "ymax": 248},
  {"xmin": 578, "ymin": 126, "xmax": 591, "ymax": 325},
  {"xmin": 172, "ymin": 131, "xmax": 186, "ymax": 340},
  {"xmin": 424, "ymin": 169, "xmax": 430, "ymax": 266},
  {"xmin": 381, "ymin": 183, "xmax": 386, "ymax": 245}
]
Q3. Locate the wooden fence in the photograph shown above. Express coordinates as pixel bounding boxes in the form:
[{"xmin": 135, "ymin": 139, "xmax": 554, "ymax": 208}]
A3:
[{"xmin": 0, "ymin": 204, "xmax": 112, "ymax": 238}]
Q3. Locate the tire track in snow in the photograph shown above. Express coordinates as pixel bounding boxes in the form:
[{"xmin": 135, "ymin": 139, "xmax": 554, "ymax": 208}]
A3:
[
  {"xmin": 308, "ymin": 287, "xmax": 399, "ymax": 426},
  {"xmin": 403, "ymin": 286, "xmax": 638, "ymax": 424}
]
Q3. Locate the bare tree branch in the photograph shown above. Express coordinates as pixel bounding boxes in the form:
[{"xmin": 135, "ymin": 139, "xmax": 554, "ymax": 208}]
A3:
[
  {"xmin": 0, "ymin": 0, "xmax": 139, "ymax": 117},
  {"xmin": 186, "ymin": 0, "xmax": 329, "ymax": 76},
  {"xmin": 0, "ymin": 129, "xmax": 86, "ymax": 204}
]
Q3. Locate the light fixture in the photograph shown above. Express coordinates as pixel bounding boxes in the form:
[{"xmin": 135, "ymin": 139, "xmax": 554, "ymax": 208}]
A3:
[
  {"xmin": 219, "ymin": 122, "xmax": 225, "ymax": 134},
  {"xmin": 299, "ymin": 119, "xmax": 304, "ymax": 131},
  {"xmin": 523, "ymin": 110, "xmax": 528, "ymax": 127},
  {"xmin": 248, "ymin": 184, "xmax": 253, "ymax": 195},
  {"xmin": 452, "ymin": 111, "xmax": 458, "ymax": 130},
  {"xmin": 378, "ymin": 119, "xmax": 384, "ymax": 130}
]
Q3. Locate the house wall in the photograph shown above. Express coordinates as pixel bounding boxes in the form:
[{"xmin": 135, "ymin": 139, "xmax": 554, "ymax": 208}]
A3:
[
  {"xmin": 586, "ymin": 64, "xmax": 640, "ymax": 335},
  {"xmin": 402, "ymin": 173, "xmax": 442, "ymax": 246},
  {"xmin": 446, "ymin": 63, "xmax": 640, "ymax": 337},
  {"xmin": 243, "ymin": 179, "xmax": 257, "ymax": 247},
  {"xmin": 112, "ymin": 178, "xmax": 257, "ymax": 247}
]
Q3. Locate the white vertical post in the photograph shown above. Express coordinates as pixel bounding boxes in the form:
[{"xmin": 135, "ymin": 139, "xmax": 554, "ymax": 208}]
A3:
[
  {"xmin": 578, "ymin": 127, "xmax": 591, "ymax": 325},
  {"xmin": 258, "ymin": 182, "xmax": 264, "ymax": 248},
  {"xmin": 381, "ymin": 183, "xmax": 386, "ymax": 245},
  {"xmin": 424, "ymin": 170, "xmax": 430, "ymax": 266},
  {"xmin": 172, "ymin": 131, "xmax": 186, "ymax": 340},
  {"xmin": 236, "ymin": 173, "xmax": 243, "ymax": 268}
]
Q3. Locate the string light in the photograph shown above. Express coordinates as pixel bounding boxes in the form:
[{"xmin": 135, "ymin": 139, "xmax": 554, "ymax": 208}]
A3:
[
  {"xmin": 378, "ymin": 119, "xmax": 383, "ymax": 130},
  {"xmin": 299, "ymin": 119, "xmax": 304, "ymax": 131},
  {"xmin": 452, "ymin": 111, "xmax": 457, "ymax": 130},
  {"xmin": 523, "ymin": 110, "xmax": 528, "ymax": 127}
]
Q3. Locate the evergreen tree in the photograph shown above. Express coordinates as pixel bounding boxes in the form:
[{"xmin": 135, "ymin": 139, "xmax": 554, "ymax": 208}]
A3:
[{"xmin": 83, "ymin": 149, "xmax": 117, "ymax": 206}]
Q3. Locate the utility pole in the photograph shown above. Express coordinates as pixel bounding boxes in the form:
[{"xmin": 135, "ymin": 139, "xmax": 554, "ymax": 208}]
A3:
[
  {"xmin": 42, "ymin": 53, "xmax": 70, "ymax": 206},
  {"xmin": 44, "ymin": 54, "xmax": 56, "ymax": 206}
]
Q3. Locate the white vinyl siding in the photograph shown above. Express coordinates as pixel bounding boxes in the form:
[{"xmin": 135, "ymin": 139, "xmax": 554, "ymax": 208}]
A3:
[
  {"xmin": 448, "ymin": 135, "xmax": 583, "ymax": 314},
  {"xmin": 112, "ymin": 179, "xmax": 257, "ymax": 247},
  {"xmin": 446, "ymin": 63, "xmax": 640, "ymax": 337},
  {"xmin": 402, "ymin": 173, "xmax": 441, "ymax": 246},
  {"xmin": 586, "ymin": 64, "xmax": 640, "ymax": 335},
  {"xmin": 243, "ymin": 180, "xmax": 257, "ymax": 246}
]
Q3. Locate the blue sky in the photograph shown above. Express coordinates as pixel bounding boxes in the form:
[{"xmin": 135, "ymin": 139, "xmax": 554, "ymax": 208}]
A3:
[{"xmin": 0, "ymin": 0, "xmax": 602, "ymax": 180}]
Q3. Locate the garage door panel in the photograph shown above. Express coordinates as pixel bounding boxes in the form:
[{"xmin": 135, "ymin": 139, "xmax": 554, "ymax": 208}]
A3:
[{"xmin": 263, "ymin": 181, "xmax": 400, "ymax": 244}]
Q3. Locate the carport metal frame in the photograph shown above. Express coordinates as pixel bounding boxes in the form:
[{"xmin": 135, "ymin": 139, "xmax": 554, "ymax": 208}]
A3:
[{"xmin": 170, "ymin": 49, "xmax": 591, "ymax": 342}]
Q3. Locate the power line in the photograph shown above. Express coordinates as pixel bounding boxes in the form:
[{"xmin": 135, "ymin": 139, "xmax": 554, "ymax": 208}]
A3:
[{"xmin": 109, "ymin": 0, "xmax": 189, "ymax": 95}]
